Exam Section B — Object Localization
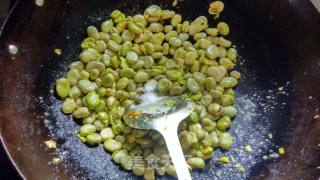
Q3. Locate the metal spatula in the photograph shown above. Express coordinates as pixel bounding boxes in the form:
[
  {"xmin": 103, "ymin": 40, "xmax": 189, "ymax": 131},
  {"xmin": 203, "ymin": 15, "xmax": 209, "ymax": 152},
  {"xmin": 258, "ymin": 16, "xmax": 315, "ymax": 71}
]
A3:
[{"xmin": 123, "ymin": 95, "xmax": 194, "ymax": 180}]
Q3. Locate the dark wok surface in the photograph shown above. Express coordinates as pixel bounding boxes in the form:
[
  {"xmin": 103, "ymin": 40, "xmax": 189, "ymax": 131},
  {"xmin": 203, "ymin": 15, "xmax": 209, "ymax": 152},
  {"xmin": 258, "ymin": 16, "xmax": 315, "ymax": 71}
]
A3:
[{"xmin": 0, "ymin": 0, "xmax": 320, "ymax": 179}]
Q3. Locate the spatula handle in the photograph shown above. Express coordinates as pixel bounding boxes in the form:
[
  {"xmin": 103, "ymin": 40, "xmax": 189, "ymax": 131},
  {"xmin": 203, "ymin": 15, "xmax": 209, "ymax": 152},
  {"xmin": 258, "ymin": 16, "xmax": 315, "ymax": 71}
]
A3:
[{"xmin": 161, "ymin": 128, "xmax": 192, "ymax": 180}]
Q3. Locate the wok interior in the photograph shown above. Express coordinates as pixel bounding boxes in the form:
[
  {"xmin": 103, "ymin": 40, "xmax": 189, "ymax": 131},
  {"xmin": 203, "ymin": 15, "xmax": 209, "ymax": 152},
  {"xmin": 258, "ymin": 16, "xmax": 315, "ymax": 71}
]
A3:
[{"xmin": 0, "ymin": 0, "xmax": 319, "ymax": 179}]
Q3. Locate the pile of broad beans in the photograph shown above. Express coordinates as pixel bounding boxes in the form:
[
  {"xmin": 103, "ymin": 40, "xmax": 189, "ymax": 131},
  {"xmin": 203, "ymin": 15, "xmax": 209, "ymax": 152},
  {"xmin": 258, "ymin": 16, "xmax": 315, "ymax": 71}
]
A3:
[{"xmin": 55, "ymin": 4, "xmax": 240, "ymax": 179}]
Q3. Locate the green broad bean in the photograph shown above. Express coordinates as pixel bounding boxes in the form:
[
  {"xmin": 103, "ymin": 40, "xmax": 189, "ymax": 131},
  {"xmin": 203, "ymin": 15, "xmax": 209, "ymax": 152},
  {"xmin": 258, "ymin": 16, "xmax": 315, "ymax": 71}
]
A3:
[
  {"xmin": 115, "ymin": 90, "xmax": 130, "ymax": 102},
  {"xmin": 165, "ymin": 31, "xmax": 178, "ymax": 41},
  {"xmin": 221, "ymin": 106, "xmax": 237, "ymax": 118},
  {"xmin": 85, "ymin": 91, "xmax": 100, "ymax": 109},
  {"xmin": 186, "ymin": 78, "xmax": 200, "ymax": 93},
  {"xmin": 219, "ymin": 132, "xmax": 233, "ymax": 149},
  {"xmin": 189, "ymin": 111, "xmax": 199, "ymax": 123},
  {"xmin": 221, "ymin": 94, "xmax": 235, "ymax": 106},
  {"xmin": 101, "ymin": 73, "xmax": 115, "ymax": 88},
  {"xmin": 218, "ymin": 46, "xmax": 227, "ymax": 58},
  {"xmin": 128, "ymin": 22, "xmax": 143, "ymax": 34},
  {"xmin": 224, "ymin": 88, "xmax": 235, "ymax": 96},
  {"xmin": 88, "ymin": 69, "xmax": 100, "ymax": 80},
  {"xmin": 164, "ymin": 25, "xmax": 173, "ymax": 33},
  {"xmin": 69, "ymin": 61, "xmax": 84, "ymax": 71},
  {"xmin": 115, "ymin": 135, "xmax": 126, "ymax": 144},
  {"xmin": 166, "ymin": 165, "xmax": 176, "ymax": 176},
  {"xmin": 81, "ymin": 37, "xmax": 96, "ymax": 50},
  {"xmin": 201, "ymin": 118, "xmax": 216, "ymax": 132},
  {"xmin": 190, "ymin": 61, "xmax": 200, "ymax": 73},
  {"xmin": 75, "ymin": 98, "xmax": 83, "ymax": 108},
  {"xmin": 181, "ymin": 21, "xmax": 190, "ymax": 32},
  {"xmin": 198, "ymin": 38, "xmax": 212, "ymax": 49},
  {"xmin": 117, "ymin": 77, "xmax": 130, "ymax": 90},
  {"xmin": 207, "ymin": 103, "xmax": 221, "ymax": 116},
  {"xmin": 82, "ymin": 114, "xmax": 96, "ymax": 124},
  {"xmin": 162, "ymin": 43, "xmax": 170, "ymax": 55},
  {"xmin": 166, "ymin": 70, "xmax": 182, "ymax": 81},
  {"xmin": 171, "ymin": 14, "xmax": 182, "ymax": 27},
  {"xmin": 108, "ymin": 40, "xmax": 121, "ymax": 52},
  {"xmin": 134, "ymin": 71, "xmax": 149, "ymax": 83},
  {"xmin": 110, "ymin": 10, "xmax": 121, "ymax": 19},
  {"xmin": 79, "ymin": 124, "xmax": 96, "ymax": 136},
  {"xmin": 99, "ymin": 32, "xmax": 110, "ymax": 42},
  {"xmin": 191, "ymin": 92, "xmax": 202, "ymax": 101},
  {"xmin": 102, "ymin": 54, "xmax": 111, "ymax": 67},
  {"xmin": 110, "ymin": 56, "xmax": 119, "ymax": 69},
  {"xmin": 119, "ymin": 68, "xmax": 135, "ymax": 78},
  {"xmin": 205, "ymin": 28, "xmax": 218, "ymax": 36},
  {"xmin": 111, "ymin": 33, "xmax": 122, "ymax": 44},
  {"xmin": 204, "ymin": 77, "xmax": 217, "ymax": 91},
  {"xmin": 178, "ymin": 33, "xmax": 189, "ymax": 42},
  {"xmin": 87, "ymin": 26, "xmax": 100, "ymax": 40},
  {"xmin": 133, "ymin": 166, "xmax": 146, "ymax": 176},
  {"xmin": 168, "ymin": 37, "xmax": 182, "ymax": 47},
  {"xmin": 227, "ymin": 47, "xmax": 237, "ymax": 61},
  {"xmin": 96, "ymin": 40, "xmax": 107, "ymax": 53},
  {"xmin": 219, "ymin": 77, "xmax": 238, "ymax": 88},
  {"xmin": 120, "ymin": 57, "xmax": 129, "ymax": 69},
  {"xmin": 206, "ymin": 45, "xmax": 220, "ymax": 59},
  {"xmin": 95, "ymin": 100, "xmax": 106, "ymax": 113},
  {"xmin": 86, "ymin": 133, "xmax": 102, "ymax": 145},
  {"xmin": 126, "ymin": 80, "xmax": 136, "ymax": 92},
  {"xmin": 206, "ymin": 66, "xmax": 227, "ymax": 82},
  {"xmin": 144, "ymin": 167, "xmax": 155, "ymax": 180},
  {"xmin": 73, "ymin": 107, "xmax": 90, "ymax": 119},
  {"xmin": 156, "ymin": 166, "xmax": 166, "ymax": 176},
  {"xmin": 112, "ymin": 149, "xmax": 128, "ymax": 164},
  {"xmin": 104, "ymin": 139, "xmax": 123, "ymax": 152},
  {"xmin": 106, "ymin": 96, "xmax": 118, "ymax": 109},
  {"xmin": 69, "ymin": 86, "xmax": 81, "ymax": 99},
  {"xmin": 193, "ymin": 32, "xmax": 207, "ymax": 41},
  {"xmin": 189, "ymin": 16, "xmax": 208, "ymax": 35},
  {"xmin": 193, "ymin": 72, "xmax": 205, "ymax": 84},
  {"xmin": 188, "ymin": 123, "xmax": 204, "ymax": 139},
  {"xmin": 114, "ymin": 14, "xmax": 126, "ymax": 24},
  {"xmin": 86, "ymin": 61, "xmax": 105, "ymax": 73},
  {"xmin": 161, "ymin": 10, "xmax": 175, "ymax": 19},
  {"xmin": 100, "ymin": 128, "xmax": 115, "ymax": 141},
  {"xmin": 61, "ymin": 98, "xmax": 76, "ymax": 114},
  {"xmin": 219, "ymin": 58, "xmax": 234, "ymax": 70},
  {"xmin": 209, "ymin": 131, "xmax": 219, "ymax": 147},
  {"xmin": 217, "ymin": 116, "xmax": 231, "ymax": 131},
  {"xmin": 121, "ymin": 30, "xmax": 135, "ymax": 42},
  {"xmin": 170, "ymin": 85, "xmax": 184, "ymax": 95},
  {"xmin": 132, "ymin": 60, "xmax": 145, "ymax": 69},
  {"xmin": 144, "ymin": 5, "xmax": 161, "ymax": 22},
  {"xmin": 179, "ymin": 131, "xmax": 193, "ymax": 150},
  {"xmin": 56, "ymin": 78, "xmax": 70, "ymax": 98},
  {"xmin": 152, "ymin": 33, "xmax": 165, "ymax": 45},
  {"xmin": 151, "ymin": 52, "xmax": 163, "ymax": 59},
  {"xmin": 187, "ymin": 158, "xmax": 205, "ymax": 169},
  {"xmin": 133, "ymin": 14, "xmax": 147, "ymax": 26},
  {"xmin": 149, "ymin": 22, "xmax": 163, "ymax": 33},
  {"xmin": 201, "ymin": 95, "xmax": 213, "ymax": 107},
  {"xmin": 156, "ymin": 78, "xmax": 172, "ymax": 93},
  {"xmin": 230, "ymin": 71, "xmax": 241, "ymax": 80},
  {"xmin": 184, "ymin": 51, "xmax": 197, "ymax": 65},
  {"xmin": 216, "ymin": 37, "xmax": 232, "ymax": 47},
  {"xmin": 97, "ymin": 112, "xmax": 108, "ymax": 121},
  {"xmin": 144, "ymin": 42, "xmax": 155, "ymax": 55},
  {"xmin": 217, "ymin": 22, "xmax": 230, "ymax": 36},
  {"xmin": 143, "ymin": 56, "xmax": 154, "ymax": 68}
]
